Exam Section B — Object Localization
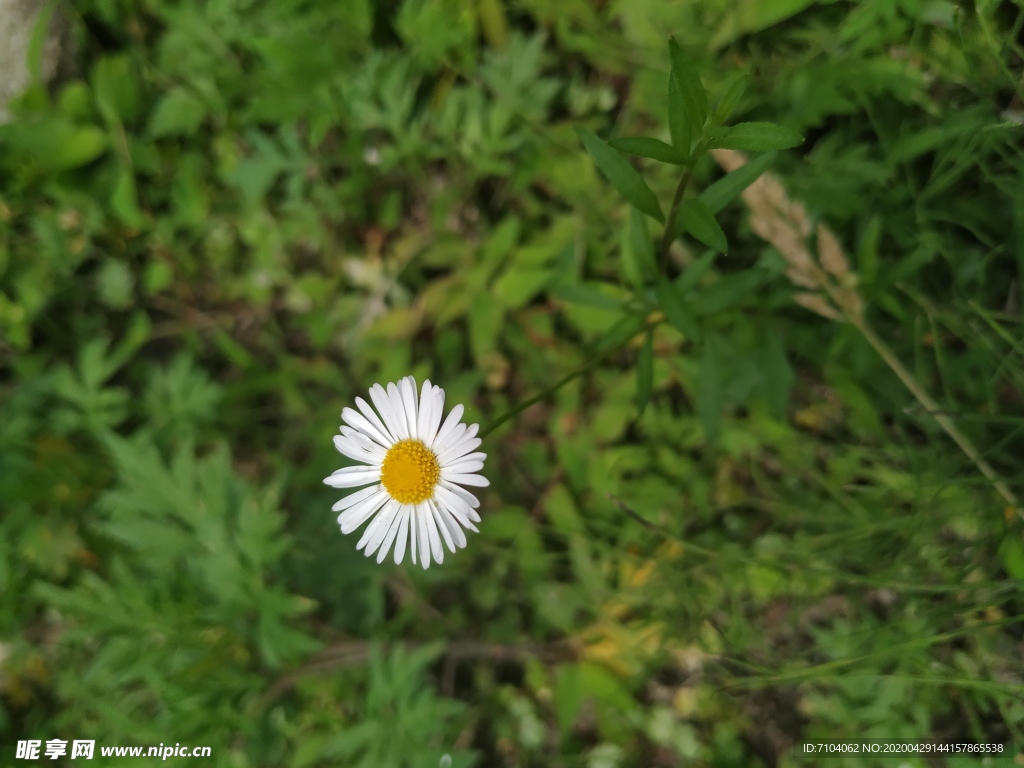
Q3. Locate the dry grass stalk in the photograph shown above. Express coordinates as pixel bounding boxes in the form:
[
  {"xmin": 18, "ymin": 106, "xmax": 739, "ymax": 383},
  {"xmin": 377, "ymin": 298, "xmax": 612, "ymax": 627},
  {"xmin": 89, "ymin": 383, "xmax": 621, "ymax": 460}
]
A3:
[{"xmin": 711, "ymin": 149, "xmax": 1023, "ymax": 520}]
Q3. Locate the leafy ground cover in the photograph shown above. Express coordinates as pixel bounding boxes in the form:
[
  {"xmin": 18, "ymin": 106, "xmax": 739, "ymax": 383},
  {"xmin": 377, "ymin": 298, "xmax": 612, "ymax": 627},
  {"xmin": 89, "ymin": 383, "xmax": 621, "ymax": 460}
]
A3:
[{"xmin": 1, "ymin": 0, "xmax": 1023, "ymax": 766}]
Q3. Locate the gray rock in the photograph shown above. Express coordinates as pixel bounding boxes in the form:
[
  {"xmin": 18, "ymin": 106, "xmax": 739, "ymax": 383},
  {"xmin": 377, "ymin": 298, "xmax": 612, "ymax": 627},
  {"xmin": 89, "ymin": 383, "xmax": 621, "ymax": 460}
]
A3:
[{"xmin": 0, "ymin": 0, "xmax": 71, "ymax": 123}]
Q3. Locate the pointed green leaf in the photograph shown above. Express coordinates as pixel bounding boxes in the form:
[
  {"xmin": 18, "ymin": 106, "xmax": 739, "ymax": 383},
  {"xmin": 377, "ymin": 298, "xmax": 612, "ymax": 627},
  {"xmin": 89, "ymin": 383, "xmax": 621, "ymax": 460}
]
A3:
[
  {"xmin": 699, "ymin": 151, "xmax": 776, "ymax": 214},
  {"xmin": 668, "ymin": 38, "xmax": 708, "ymax": 138},
  {"xmin": 667, "ymin": 73, "xmax": 691, "ymax": 156},
  {"xmin": 593, "ymin": 311, "xmax": 648, "ymax": 354},
  {"xmin": 92, "ymin": 55, "xmax": 141, "ymax": 125},
  {"xmin": 998, "ymin": 536, "xmax": 1024, "ymax": 580},
  {"xmin": 620, "ymin": 223, "xmax": 644, "ymax": 290},
  {"xmin": 709, "ymin": 122, "xmax": 803, "ymax": 151},
  {"xmin": 110, "ymin": 168, "xmax": 145, "ymax": 228},
  {"xmin": 711, "ymin": 74, "xmax": 747, "ymax": 126},
  {"xmin": 551, "ymin": 282, "xmax": 629, "ymax": 311},
  {"xmin": 149, "ymin": 88, "xmax": 206, "ymax": 138},
  {"xmin": 674, "ymin": 251, "xmax": 718, "ymax": 294},
  {"xmin": 654, "ymin": 278, "xmax": 701, "ymax": 342},
  {"xmin": 636, "ymin": 330, "xmax": 654, "ymax": 416},
  {"xmin": 608, "ymin": 136, "xmax": 687, "ymax": 165},
  {"xmin": 697, "ymin": 336, "xmax": 722, "ymax": 442},
  {"xmin": 676, "ymin": 198, "xmax": 727, "ymax": 253},
  {"xmin": 468, "ymin": 292, "xmax": 504, "ymax": 362},
  {"xmin": 629, "ymin": 206, "xmax": 658, "ymax": 281},
  {"xmin": 577, "ymin": 129, "xmax": 664, "ymax": 223},
  {"xmin": 762, "ymin": 329, "xmax": 794, "ymax": 420},
  {"xmin": 690, "ymin": 271, "xmax": 764, "ymax": 316}
]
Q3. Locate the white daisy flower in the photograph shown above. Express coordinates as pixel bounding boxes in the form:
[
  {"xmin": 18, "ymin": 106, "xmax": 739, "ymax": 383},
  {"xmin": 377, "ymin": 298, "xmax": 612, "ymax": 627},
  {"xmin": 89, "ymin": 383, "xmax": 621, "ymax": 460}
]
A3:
[{"xmin": 324, "ymin": 376, "xmax": 489, "ymax": 568}]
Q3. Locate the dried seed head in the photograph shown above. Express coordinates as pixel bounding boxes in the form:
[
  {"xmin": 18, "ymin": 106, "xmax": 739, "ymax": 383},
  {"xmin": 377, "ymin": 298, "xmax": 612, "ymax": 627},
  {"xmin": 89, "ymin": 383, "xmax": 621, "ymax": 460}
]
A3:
[
  {"xmin": 817, "ymin": 225, "xmax": 850, "ymax": 279},
  {"xmin": 793, "ymin": 292, "xmax": 843, "ymax": 321}
]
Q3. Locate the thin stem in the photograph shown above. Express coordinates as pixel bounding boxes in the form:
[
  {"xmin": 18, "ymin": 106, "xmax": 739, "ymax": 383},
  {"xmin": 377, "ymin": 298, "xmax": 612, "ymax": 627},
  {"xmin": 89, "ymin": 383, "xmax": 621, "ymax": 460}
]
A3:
[
  {"xmin": 479, "ymin": 317, "xmax": 660, "ymax": 439},
  {"xmin": 657, "ymin": 166, "xmax": 694, "ymax": 273},
  {"xmin": 849, "ymin": 313, "xmax": 1023, "ymax": 520}
]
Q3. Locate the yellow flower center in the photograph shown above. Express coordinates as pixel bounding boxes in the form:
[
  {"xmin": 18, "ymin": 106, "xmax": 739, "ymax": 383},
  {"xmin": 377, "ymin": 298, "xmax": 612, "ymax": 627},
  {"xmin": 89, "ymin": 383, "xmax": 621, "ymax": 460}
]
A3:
[{"xmin": 380, "ymin": 439, "xmax": 440, "ymax": 505}]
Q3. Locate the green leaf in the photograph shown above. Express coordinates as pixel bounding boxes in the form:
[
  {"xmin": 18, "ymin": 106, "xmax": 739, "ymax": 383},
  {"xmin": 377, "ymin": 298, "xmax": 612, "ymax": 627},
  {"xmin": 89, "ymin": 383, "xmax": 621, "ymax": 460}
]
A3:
[
  {"xmin": 0, "ymin": 118, "xmax": 107, "ymax": 170},
  {"xmin": 636, "ymin": 330, "xmax": 654, "ymax": 416},
  {"xmin": 690, "ymin": 271, "xmax": 764, "ymax": 316},
  {"xmin": 654, "ymin": 278, "xmax": 701, "ymax": 342},
  {"xmin": 96, "ymin": 258, "xmax": 134, "ymax": 310},
  {"xmin": 667, "ymin": 73, "xmax": 691, "ymax": 156},
  {"xmin": 676, "ymin": 198, "xmax": 727, "ymax": 253},
  {"xmin": 493, "ymin": 267, "xmax": 555, "ymax": 309},
  {"xmin": 577, "ymin": 130, "xmax": 664, "ymax": 223},
  {"xmin": 110, "ymin": 168, "xmax": 145, "ymax": 228},
  {"xmin": 668, "ymin": 38, "xmax": 708, "ymax": 138},
  {"xmin": 674, "ymin": 251, "xmax": 718, "ymax": 295},
  {"xmin": 697, "ymin": 336, "xmax": 722, "ymax": 442},
  {"xmin": 699, "ymin": 151, "xmax": 776, "ymax": 214},
  {"xmin": 555, "ymin": 664, "xmax": 585, "ymax": 735},
  {"xmin": 593, "ymin": 312, "xmax": 648, "ymax": 354},
  {"xmin": 628, "ymin": 206, "xmax": 658, "ymax": 281},
  {"xmin": 468, "ymin": 292, "xmax": 505, "ymax": 362},
  {"xmin": 709, "ymin": 122, "xmax": 803, "ymax": 151},
  {"xmin": 608, "ymin": 136, "xmax": 687, "ymax": 165},
  {"xmin": 711, "ymin": 74, "xmax": 747, "ymax": 126},
  {"xmin": 761, "ymin": 329, "xmax": 794, "ymax": 420},
  {"xmin": 551, "ymin": 282, "xmax": 629, "ymax": 311},
  {"xmin": 91, "ymin": 55, "xmax": 141, "ymax": 125},
  {"xmin": 149, "ymin": 88, "xmax": 207, "ymax": 138},
  {"xmin": 998, "ymin": 537, "xmax": 1024, "ymax": 580},
  {"xmin": 620, "ymin": 221, "xmax": 644, "ymax": 290}
]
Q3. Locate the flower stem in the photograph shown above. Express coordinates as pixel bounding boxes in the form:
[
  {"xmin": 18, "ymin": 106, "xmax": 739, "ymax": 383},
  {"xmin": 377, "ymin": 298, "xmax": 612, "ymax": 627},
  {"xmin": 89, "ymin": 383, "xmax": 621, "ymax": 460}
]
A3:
[{"xmin": 479, "ymin": 317, "xmax": 661, "ymax": 439}]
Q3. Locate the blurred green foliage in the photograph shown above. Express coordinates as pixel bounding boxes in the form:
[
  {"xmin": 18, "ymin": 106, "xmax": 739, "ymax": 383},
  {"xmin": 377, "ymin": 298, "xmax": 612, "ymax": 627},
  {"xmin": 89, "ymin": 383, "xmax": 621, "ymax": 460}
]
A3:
[{"xmin": 1, "ymin": 0, "xmax": 1022, "ymax": 766}]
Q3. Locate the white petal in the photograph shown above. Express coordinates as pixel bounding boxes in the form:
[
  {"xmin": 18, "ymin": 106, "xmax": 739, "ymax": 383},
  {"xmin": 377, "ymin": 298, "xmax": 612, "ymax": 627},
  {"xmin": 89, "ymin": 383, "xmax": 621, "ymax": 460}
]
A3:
[
  {"xmin": 333, "ymin": 483, "xmax": 383, "ymax": 512},
  {"xmin": 386, "ymin": 382, "xmax": 410, "ymax": 440},
  {"xmin": 424, "ymin": 386, "xmax": 444, "ymax": 445},
  {"xmin": 339, "ymin": 427, "xmax": 388, "ymax": 460},
  {"xmin": 430, "ymin": 403, "xmax": 464, "ymax": 450},
  {"xmin": 341, "ymin": 407, "xmax": 392, "ymax": 449},
  {"xmin": 376, "ymin": 503, "xmax": 406, "ymax": 563},
  {"xmin": 423, "ymin": 501, "xmax": 445, "ymax": 564},
  {"xmin": 416, "ymin": 380, "xmax": 435, "ymax": 441},
  {"xmin": 333, "ymin": 434, "xmax": 385, "ymax": 464},
  {"xmin": 338, "ymin": 488, "xmax": 390, "ymax": 533},
  {"xmin": 393, "ymin": 506, "xmax": 411, "ymax": 564},
  {"xmin": 400, "ymin": 377, "xmax": 420, "ymax": 440},
  {"xmin": 436, "ymin": 433, "xmax": 480, "ymax": 465},
  {"xmin": 409, "ymin": 506, "xmax": 419, "ymax": 565},
  {"xmin": 438, "ymin": 480, "xmax": 482, "ymax": 516},
  {"xmin": 442, "ymin": 460, "xmax": 485, "ymax": 475},
  {"xmin": 436, "ymin": 431, "xmax": 480, "ymax": 464},
  {"xmin": 416, "ymin": 503, "xmax": 432, "ymax": 569},
  {"xmin": 324, "ymin": 468, "xmax": 381, "ymax": 488},
  {"xmin": 355, "ymin": 396, "xmax": 396, "ymax": 445},
  {"xmin": 433, "ymin": 484, "xmax": 481, "ymax": 531},
  {"xmin": 442, "ymin": 472, "xmax": 490, "ymax": 488},
  {"xmin": 444, "ymin": 451, "xmax": 486, "ymax": 464},
  {"xmin": 433, "ymin": 501, "xmax": 467, "ymax": 549},
  {"xmin": 369, "ymin": 384, "xmax": 403, "ymax": 444},
  {"xmin": 428, "ymin": 499, "xmax": 458, "ymax": 553},
  {"xmin": 358, "ymin": 498, "xmax": 400, "ymax": 555}
]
